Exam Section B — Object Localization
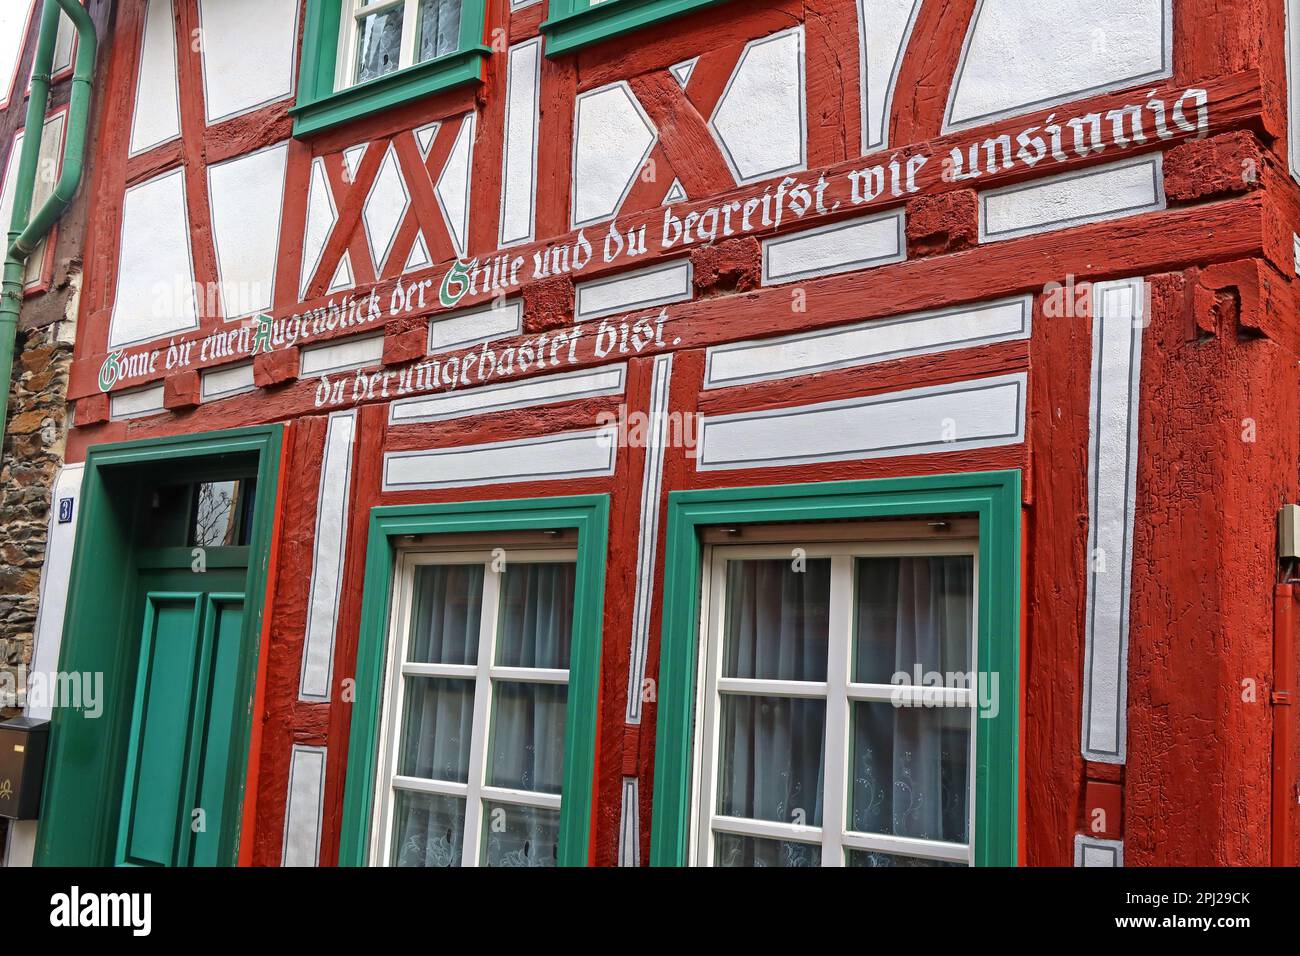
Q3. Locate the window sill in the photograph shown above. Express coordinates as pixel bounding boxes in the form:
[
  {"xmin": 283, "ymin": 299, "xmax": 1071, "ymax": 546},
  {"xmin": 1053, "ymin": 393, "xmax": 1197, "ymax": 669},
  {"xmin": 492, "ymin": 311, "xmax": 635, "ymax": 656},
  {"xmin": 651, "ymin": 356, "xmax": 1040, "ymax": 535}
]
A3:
[
  {"xmin": 291, "ymin": 45, "xmax": 491, "ymax": 138},
  {"xmin": 541, "ymin": 0, "xmax": 728, "ymax": 57}
]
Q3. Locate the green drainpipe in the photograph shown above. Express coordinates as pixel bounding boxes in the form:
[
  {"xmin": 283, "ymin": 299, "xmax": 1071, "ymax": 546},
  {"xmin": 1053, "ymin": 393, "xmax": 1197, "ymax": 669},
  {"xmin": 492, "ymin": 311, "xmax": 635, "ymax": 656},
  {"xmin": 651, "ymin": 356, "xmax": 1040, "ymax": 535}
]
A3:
[{"xmin": 0, "ymin": 0, "xmax": 97, "ymax": 464}]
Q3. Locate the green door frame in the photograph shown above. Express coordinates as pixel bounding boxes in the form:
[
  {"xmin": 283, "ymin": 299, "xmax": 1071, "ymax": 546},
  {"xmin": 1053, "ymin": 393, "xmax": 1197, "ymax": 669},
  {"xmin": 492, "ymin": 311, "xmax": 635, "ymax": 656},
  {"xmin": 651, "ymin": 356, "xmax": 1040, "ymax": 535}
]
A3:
[
  {"xmin": 648, "ymin": 470, "xmax": 1022, "ymax": 867},
  {"xmin": 35, "ymin": 425, "xmax": 284, "ymax": 866},
  {"xmin": 338, "ymin": 494, "xmax": 609, "ymax": 867}
]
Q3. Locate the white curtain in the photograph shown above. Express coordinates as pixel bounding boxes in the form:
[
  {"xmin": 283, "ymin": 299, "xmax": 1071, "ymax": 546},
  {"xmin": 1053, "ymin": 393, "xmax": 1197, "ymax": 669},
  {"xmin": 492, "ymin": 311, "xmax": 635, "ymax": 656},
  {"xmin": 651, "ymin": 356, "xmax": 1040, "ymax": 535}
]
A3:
[{"xmin": 850, "ymin": 556, "xmax": 972, "ymax": 848}]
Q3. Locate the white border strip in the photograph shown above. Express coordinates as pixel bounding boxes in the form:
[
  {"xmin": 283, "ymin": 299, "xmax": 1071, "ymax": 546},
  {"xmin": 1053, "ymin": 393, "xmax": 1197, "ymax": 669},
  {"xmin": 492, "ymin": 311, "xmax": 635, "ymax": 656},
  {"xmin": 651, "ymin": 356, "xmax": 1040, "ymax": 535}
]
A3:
[
  {"xmin": 704, "ymin": 295, "xmax": 1031, "ymax": 389},
  {"xmin": 979, "ymin": 155, "xmax": 1165, "ymax": 244},
  {"xmin": 1081, "ymin": 278, "xmax": 1145, "ymax": 763},
  {"xmin": 696, "ymin": 372, "xmax": 1026, "ymax": 471},
  {"xmin": 282, "ymin": 744, "xmax": 327, "ymax": 867},
  {"xmin": 389, "ymin": 363, "xmax": 626, "ymax": 425},
  {"xmin": 618, "ymin": 776, "xmax": 641, "ymax": 866},
  {"xmin": 761, "ymin": 210, "xmax": 906, "ymax": 286},
  {"xmin": 383, "ymin": 427, "xmax": 618, "ymax": 491},
  {"xmin": 626, "ymin": 353, "xmax": 673, "ymax": 723},
  {"xmin": 575, "ymin": 259, "xmax": 693, "ymax": 323},
  {"xmin": 1074, "ymin": 834, "xmax": 1124, "ymax": 867},
  {"xmin": 299, "ymin": 410, "xmax": 357, "ymax": 702}
]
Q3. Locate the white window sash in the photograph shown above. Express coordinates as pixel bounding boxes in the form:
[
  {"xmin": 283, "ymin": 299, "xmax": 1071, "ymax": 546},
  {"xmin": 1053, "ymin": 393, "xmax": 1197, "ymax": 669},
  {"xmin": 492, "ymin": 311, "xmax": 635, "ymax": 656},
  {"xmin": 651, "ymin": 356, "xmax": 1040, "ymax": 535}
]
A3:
[
  {"xmin": 370, "ymin": 547, "xmax": 577, "ymax": 867},
  {"xmin": 689, "ymin": 537, "xmax": 981, "ymax": 867}
]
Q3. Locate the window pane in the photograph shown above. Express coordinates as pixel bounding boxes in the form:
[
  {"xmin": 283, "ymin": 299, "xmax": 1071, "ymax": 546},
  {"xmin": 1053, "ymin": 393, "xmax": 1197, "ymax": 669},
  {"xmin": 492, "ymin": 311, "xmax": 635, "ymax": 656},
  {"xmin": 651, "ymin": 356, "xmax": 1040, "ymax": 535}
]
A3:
[
  {"xmin": 355, "ymin": 7, "xmax": 403, "ymax": 83},
  {"xmin": 192, "ymin": 480, "xmax": 246, "ymax": 547},
  {"xmin": 849, "ymin": 701, "xmax": 970, "ymax": 843},
  {"xmin": 391, "ymin": 791, "xmax": 465, "ymax": 867},
  {"xmin": 488, "ymin": 682, "xmax": 567, "ymax": 794},
  {"xmin": 407, "ymin": 563, "xmax": 483, "ymax": 665},
  {"xmin": 416, "ymin": 0, "xmax": 462, "ymax": 63},
  {"xmin": 495, "ymin": 562, "xmax": 575, "ymax": 669},
  {"xmin": 714, "ymin": 832, "xmax": 818, "ymax": 867},
  {"xmin": 398, "ymin": 677, "xmax": 474, "ymax": 782},
  {"xmin": 723, "ymin": 558, "xmax": 830, "ymax": 681},
  {"xmin": 846, "ymin": 849, "xmax": 965, "ymax": 867},
  {"xmin": 716, "ymin": 695, "xmax": 825, "ymax": 826},
  {"xmin": 853, "ymin": 555, "xmax": 973, "ymax": 684},
  {"xmin": 481, "ymin": 803, "xmax": 558, "ymax": 867}
]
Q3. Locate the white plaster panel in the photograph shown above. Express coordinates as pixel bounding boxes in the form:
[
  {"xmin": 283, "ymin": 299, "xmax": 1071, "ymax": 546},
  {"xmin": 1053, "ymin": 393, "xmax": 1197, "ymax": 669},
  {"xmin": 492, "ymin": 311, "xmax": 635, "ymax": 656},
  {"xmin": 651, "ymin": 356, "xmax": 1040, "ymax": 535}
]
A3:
[
  {"xmin": 979, "ymin": 154, "xmax": 1164, "ymax": 243},
  {"xmin": 198, "ymin": 0, "xmax": 299, "ymax": 124},
  {"xmin": 435, "ymin": 114, "xmax": 475, "ymax": 257},
  {"xmin": 300, "ymin": 158, "xmax": 338, "ymax": 297},
  {"xmin": 710, "ymin": 27, "xmax": 805, "ymax": 183},
  {"xmin": 208, "ymin": 142, "xmax": 288, "ymax": 319},
  {"xmin": 282, "ymin": 745, "xmax": 327, "ymax": 866},
  {"xmin": 200, "ymin": 362, "xmax": 255, "ymax": 400},
  {"xmin": 761, "ymin": 210, "xmax": 905, "ymax": 285},
  {"xmin": 500, "ymin": 38, "xmax": 542, "ymax": 247},
  {"xmin": 108, "ymin": 169, "xmax": 199, "ymax": 348},
  {"xmin": 363, "ymin": 143, "xmax": 409, "ymax": 272},
  {"xmin": 390, "ymin": 364, "xmax": 626, "ymax": 425},
  {"xmin": 574, "ymin": 259, "xmax": 692, "ymax": 322},
  {"xmin": 130, "ymin": 0, "xmax": 181, "ymax": 155},
  {"xmin": 50, "ymin": 8, "xmax": 76, "ymax": 77},
  {"xmin": 947, "ymin": 0, "xmax": 1171, "ymax": 130},
  {"xmin": 1082, "ymin": 277, "xmax": 1145, "ymax": 764},
  {"xmin": 110, "ymin": 383, "xmax": 166, "ymax": 420},
  {"xmin": 571, "ymin": 82, "xmax": 656, "ymax": 227},
  {"xmin": 705, "ymin": 296, "xmax": 1031, "ymax": 388},
  {"xmin": 429, "ymin": 299, "xmax": 523, "ymax": 353},
  {"xmin": 300, "ymin": 411, "xmax": 356, "ymax": 701},
  {"xmin": 300, "ymin": 334, "xmax": 384, "ymax": 377},
  {"xmin": 696, "ymin": 373, "xmax": 1026, "ymax": 470},
  {"xmin": 1074, "ymin": 835, "xmax": 1124, "ymax": 867},
  {"xmin": 384, "ymin": 427, "xmax": 619, "ymax": 490},
  {"xmin": 857, "ymin": 0, "xmax": 921, "ymax": 153},
  {"xmin": 0, "ymin": 1, "xmax": 34, "ymax": 110}
]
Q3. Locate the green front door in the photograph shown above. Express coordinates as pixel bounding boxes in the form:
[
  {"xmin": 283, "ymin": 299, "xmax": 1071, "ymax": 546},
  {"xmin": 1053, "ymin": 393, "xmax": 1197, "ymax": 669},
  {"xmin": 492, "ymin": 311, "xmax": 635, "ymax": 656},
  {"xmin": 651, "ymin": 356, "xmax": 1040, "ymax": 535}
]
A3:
[{"xmin": 116, "ymin": 565, "xmax": 247, "ymax": 867}]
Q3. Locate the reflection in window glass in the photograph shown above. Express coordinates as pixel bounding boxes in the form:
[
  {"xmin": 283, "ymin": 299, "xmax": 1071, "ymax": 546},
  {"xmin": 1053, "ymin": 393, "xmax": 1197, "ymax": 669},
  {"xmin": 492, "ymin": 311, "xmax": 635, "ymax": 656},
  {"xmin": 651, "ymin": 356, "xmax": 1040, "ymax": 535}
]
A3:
[
  {"xmin": 417, "ymin": 0, "xmax": 462, "ymax": 62},
  {"xmin": 355, "ymin": 7, "xmax": 403, "ymax": 83}
]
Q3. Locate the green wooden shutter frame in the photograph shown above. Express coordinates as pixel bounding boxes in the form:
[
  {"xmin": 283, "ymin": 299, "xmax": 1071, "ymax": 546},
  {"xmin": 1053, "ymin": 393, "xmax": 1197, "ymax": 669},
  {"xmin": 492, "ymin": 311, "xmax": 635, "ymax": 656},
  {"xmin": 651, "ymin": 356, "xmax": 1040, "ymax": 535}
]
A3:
[
  {"xmin": 34, "ymin": 425, "xmax": 284, "ymax": 866},
  {"xmin": 292, "ymin": 0, "xmax": 493, "ymax": 137},
  {"xmin": 337, "ymin": 494, "xmax": 610, "ymax": 866},
  {"xmin": 541, "ymin": 0, "xmax": 733, "ymax": 56},
  {"xmin": 648, "ymin": 470, "xmax": 1022, "ymax": 867}
]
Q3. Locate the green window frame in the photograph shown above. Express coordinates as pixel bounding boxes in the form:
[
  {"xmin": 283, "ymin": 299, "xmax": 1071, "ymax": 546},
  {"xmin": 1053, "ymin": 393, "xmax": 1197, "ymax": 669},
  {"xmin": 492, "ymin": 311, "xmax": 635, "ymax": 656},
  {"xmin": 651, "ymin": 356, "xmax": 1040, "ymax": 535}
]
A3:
[
  {"xmin": 293, "ymin": 0, "xmax": 492, "ymax": 137},
  {"xmin": 338, "ymin": 494, "xmax": 610, "ymax": 866},
  {"xmin": 541, "ymin": 0, "xmax": 731, "ymax": 57},
  {"xmin": 648, "ymin": 471, "xmax": 1022, "ymax": 867}
]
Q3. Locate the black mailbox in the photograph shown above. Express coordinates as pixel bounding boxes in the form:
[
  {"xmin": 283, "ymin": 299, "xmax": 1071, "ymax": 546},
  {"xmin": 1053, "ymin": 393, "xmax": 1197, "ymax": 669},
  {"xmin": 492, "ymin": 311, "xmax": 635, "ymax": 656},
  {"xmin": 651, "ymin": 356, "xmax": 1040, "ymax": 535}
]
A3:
[{"xmin": 0, "ymin": 717, "xmax": 49, "ymax": 820}]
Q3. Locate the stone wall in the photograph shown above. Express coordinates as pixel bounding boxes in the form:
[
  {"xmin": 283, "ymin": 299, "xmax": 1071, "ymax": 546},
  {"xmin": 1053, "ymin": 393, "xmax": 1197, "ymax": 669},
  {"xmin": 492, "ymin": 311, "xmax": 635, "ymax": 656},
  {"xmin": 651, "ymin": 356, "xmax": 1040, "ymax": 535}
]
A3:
[{"xmin": 0, "ymin": 272, "xmax": 77, "ymax": 720}]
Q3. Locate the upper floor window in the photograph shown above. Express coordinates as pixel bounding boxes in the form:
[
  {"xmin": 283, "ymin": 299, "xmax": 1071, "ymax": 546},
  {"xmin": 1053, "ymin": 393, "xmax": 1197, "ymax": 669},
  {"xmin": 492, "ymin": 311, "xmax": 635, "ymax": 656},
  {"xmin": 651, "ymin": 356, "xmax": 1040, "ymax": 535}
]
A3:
[
  {"xmin": 293, "ymin": 0, "xmax": 490, "ymax": 137},
  {"xmin": 541, "ymin": 0, "xmax": 731, "ymax": 56},
  {"xmin": 341, "ymin": 0, "xmax": 464, "ymax": 88}
]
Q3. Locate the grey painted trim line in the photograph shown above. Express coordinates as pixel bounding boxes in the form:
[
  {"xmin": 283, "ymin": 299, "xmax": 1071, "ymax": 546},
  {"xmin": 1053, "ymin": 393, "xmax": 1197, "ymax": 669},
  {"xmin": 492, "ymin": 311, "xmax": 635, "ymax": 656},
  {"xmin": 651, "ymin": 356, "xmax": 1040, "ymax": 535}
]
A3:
[{"xmin": 942, "ymin": 0, "xmax": 1173, "ymax": 133}]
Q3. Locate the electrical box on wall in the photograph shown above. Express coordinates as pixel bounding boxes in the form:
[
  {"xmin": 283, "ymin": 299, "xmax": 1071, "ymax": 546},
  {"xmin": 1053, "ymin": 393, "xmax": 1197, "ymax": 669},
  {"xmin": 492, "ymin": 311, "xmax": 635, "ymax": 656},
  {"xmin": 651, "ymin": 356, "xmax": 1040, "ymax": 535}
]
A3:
[
  {"xmin": 1281, "ymin": 505, "xmax": 1300, "ymax": 560},
  {"xmin": 0, "ymin": 717, "xmax": 50, "ymax": 820}
]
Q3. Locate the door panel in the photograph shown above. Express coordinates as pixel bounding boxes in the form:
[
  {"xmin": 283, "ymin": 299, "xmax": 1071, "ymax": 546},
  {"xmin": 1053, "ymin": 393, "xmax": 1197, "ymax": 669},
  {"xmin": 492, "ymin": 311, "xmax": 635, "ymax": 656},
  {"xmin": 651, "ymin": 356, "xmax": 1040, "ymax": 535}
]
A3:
[
  {"xmin": 118, "ymin": 593, "xmax": 206, "ymax": 866},
  {"xmin": 190, "ymin": 595, "xmax": 246, "ymax": 866},
  {"xmin": 117, "ymin": 571, "xmax": 247, "ymax": 867}
]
